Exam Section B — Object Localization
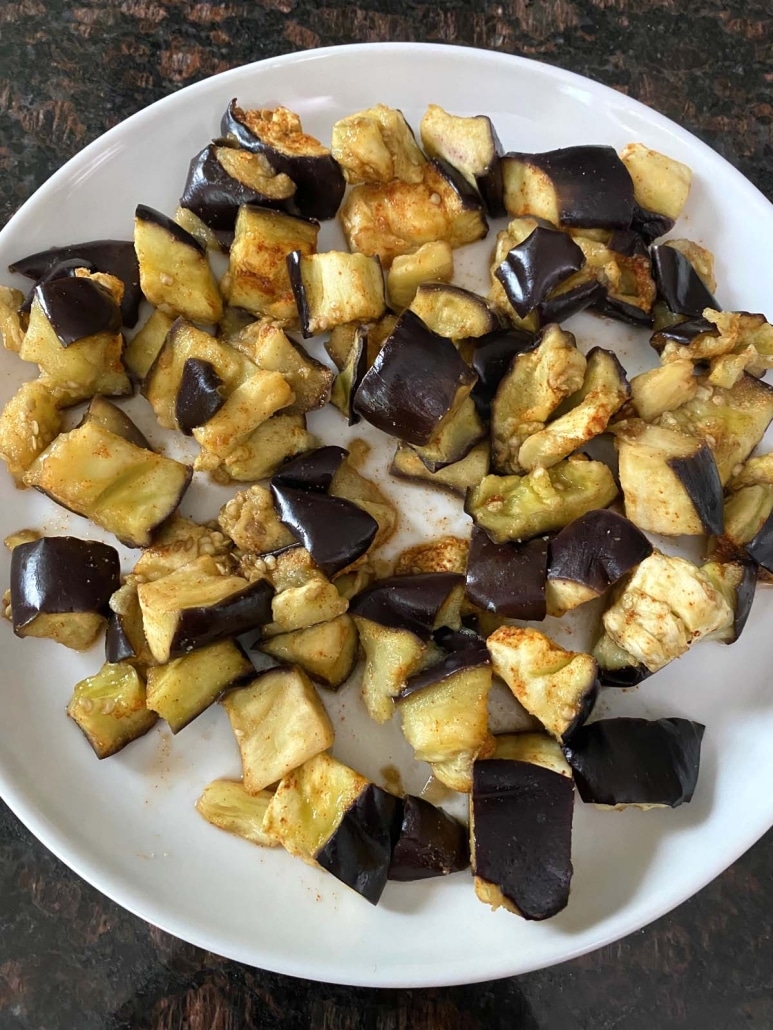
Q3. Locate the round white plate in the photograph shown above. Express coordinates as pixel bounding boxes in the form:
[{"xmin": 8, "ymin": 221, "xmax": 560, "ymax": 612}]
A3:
[{"xmin": 1, "ymin": 43, "xmax": 772, "ymax": 988}]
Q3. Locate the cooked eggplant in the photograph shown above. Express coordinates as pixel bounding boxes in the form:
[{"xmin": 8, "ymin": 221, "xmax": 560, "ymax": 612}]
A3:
[
  {"xmin": 353, "ymin": 617, "xmax": 428, "ymax": 724},
  {"xmin": 67, "ymin": 662, "xmax": 158, "ymax": 759},
  {"xmin": 390, "ymin": 440, "xmax": 490, "ymax": 496},
  {"xmin": 517, "ymin": 347, "xmax": 630, "ymax": 471},
  {"xmin": 263, "ymin": 753, "xmax": 402, "ymax": 904},
  {"xmin": 131, "ymin": 514, "xmax": 233, "ymax": 583},
  {"xmin": 226, "ymin": 206, "xmax": 320, "ymax": 325},
  {"xmin": 331, "ymin": 104, "xmax": 425, "ymax": 185},
  {"xmin": 9, "ymin": 239, "xmax": 142, "ymax": 327},
  {"xmin": 272, "ymin": 445, "xmax": 347, "ymax": 493},
  {"xmin": 134, "ymin": 204, "xmax": 223, "ymax": 323},
  {"xmin": 330, "ymin": 327, "xmax": 368, "ymax": 425},
  {"xmin": 146, "ymin": 639, "xmax": 254, "ymax": 733},
  {"xmin": 196, "ymin": 779, "xmax": 278, "ymax": 848},
  {"xmin": 217, "ymin": 484, "xmax": 296, "ymax": 555},
  {"xmin": 0, "ymin": 286, "xmax": 26, "ymax": 352},
  {"xmin": 546, "ymin": 509, "xmax": 652, "ymax": 616},
  {"xmin": 502, "ymin": 146, "xmax": 635, "ymax": 229},
  {"xmin": 420, "ymin": 104, "xmax": 505, "ymax": 217},
  {"xmin": 137, "ymin": 556, "xmax": 274, "ymax": 663},
  {"xmin": 35, "ymin": 275, "xmax": 121, "ymax": 345},
  {"xmin": 630, "ymin": 204, "xmax": 675, "ymax": 245},
  {"xmin": 471, "ymin": 757, "xmax": 574, "ymax": 919},
  {"xmin": 701, "ymin": 560, "xmax": 756, "ymax": 644},
  {"xmin": 613, "ymin": 420, "xmax": 723, "ymax": 536},
  {"xmin": 10, "ymin": 535, "xmax": 120, "ymax": 651},
  {"xmin": 601, "ymin": 551, "xmax": 733, "ymax": 672},
  {"xmin": 490, "ymin": 732, "xmax": 573, "ymax": 776},
  {"xmin": 287, "ymin": 249, "xmax": 385, "ymax": 337},
  {"xmin": 257, "ymin": 614, "xmax": 359, "ymax": 690},
  {"xmin": 0, "ymin": 380, "xmax": 62, "ymax": 486},
  {"xmin": 495, "ymin": 226, "xmax": 585, "ymax": 318},
  {"xmin": 260, "ymin": 546, "xmax": 349, "ymax": 638},
  {"xmin": 192, "ymin": 370, "xmax": 294, "ymax": 460},
  {"xmin": 79, "ymin": 395, "xmax": 151, "ymax": 451},
  {"xmin": 469, "ymin": 329, "xmax": 535, "ymax": 420},
  {"xmin": 354, "ymin": 310, "xmax": 477, "ymax": 446},
  {"xmin": 592, "ymin": 631, "xmax": 651, "ymax": 688},
  {"xmin": 562, "ymin": 717, "xmax": 705, "ymax": 808},
  {"xmin": 222, "ymin": 101, "xmax": 346, "ymax": 220},
  {"xmin": 465, "ymin": 525, "xmax": 548, "ymax": 620},
  {"xmin": 222, "ymin": 666, "xmax": 334, "ymax": 794},
  {"xmin": 174, "ymin": 357, "xmax": 225, "ymax": 434},
  {"xmin": 386, "ymin": 242, "xmax": 454, "ymax": 311},
  {"xmin": 541, "ymin": 277, "xmax": 607, "ymax": 325},
  {"xmin": 123, "ymin": 308, "xmax": 174, "ymax": 381},
  {"xmin": 651, "ymin": 243, "xmax": 718, "ymax": 318},
  {"xmin": 25, "ymin": 420, "xmax": 192, "ymax": 548},
  {"xmin": 411, "ymin": 396, "xmax": 486, "ymax": 472},
  {"xmin": 105, "ymin": 581, "xmax": 151, "ymax": 666},
  {"xmin": 629, "ymin": 359, "xmax": 697, "ymax": 422},
  {"xmin": 408, "ymin": 283, "xmax": 499, "ymax": 340},
  {"xmin": 349, "ymin": 572, "xmax": 465, "ymax": 640},
  {"xmin": 180, "ymin": 141, "xmax": 297, "ymax": 236},
  {"xmin": 619, "ymin": 143, "xmax": 692, "ymax": 222},
  {"xmin": 394, "ymin": 536, "xmax": 469, "ymax": 577},
  {"xmin": 397, "ymin": 647, "xmax": 493, "ymax": 792},
  {"xmin": 466, "ymin": 457, "xmax": 619, "ymax": 544},
  {"xmin": 487, "ymin": 625, "xmax": 598, "ymax": 742},
  {"xmin": 387, "ymin": 794, "xmax": 469, "ymax": 881}
]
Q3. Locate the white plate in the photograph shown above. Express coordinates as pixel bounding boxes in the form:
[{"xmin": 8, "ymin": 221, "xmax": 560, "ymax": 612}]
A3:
[{"xmin": 1, "ymin": 43, "xmax": 772, "ymax": 988}]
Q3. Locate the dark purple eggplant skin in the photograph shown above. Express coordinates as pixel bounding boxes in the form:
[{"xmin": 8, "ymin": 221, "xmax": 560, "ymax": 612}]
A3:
[
  {"xmin": 631, "ymin": 203, "xmax": 675, "ymax": 245},
  {"xmin": 474, "ymin": 121, "xmax": 506, "ymax": 219},
  {"xmin": 651, "ymin": 245, "xmax": 718, "ymax": 317},
  {"xmin": 19, "ymin": 258, "xmax": 94, "ymax": 316},
  {"xmin": 495, "ymin": 227, "xmax": 585, "ymax": 318},
  {"xmin": 431, "ymin": 158, "xmax": 487, "ymax": 216},
  {"xmin": 10, "ymin": 536, "xmax": 120, "ymax": 634},
  {"xmin": 349, "ymin": 572, "xmax": 465, "ymax": 641},
  {"xmin": 135, "ymin": 204, "xmax": 205, "ymax": 254},
  {"xmin": 668, "ymin": 445, "xmax": 724, "ymax": 536},
  {"xmin": 650, "ymin": 316, "xmax": 719, "ymax": 352},
  {"xmin": 286, "ymin": 250, "xmax": 312, "ymax": 338},
  {"xmin": 271, "ymin": 445, "xmax": 348, "ymax": 493},
  {"xmin": 728, "ymin": 561, "xmax": 757, "ymax": 643},
  {"xmin": 221, "ymin": 100, "xmax": 345, "ymax": 221},
  {"xmin": 388, "ymin": 794, "xmax": 470, "ymax": 881},
  {"xmin": 593, "ymin": 295, "xmax": 655, "ymax": 328},
  {"xmin": 563, "ymin": 717, "xmax": 705, "ymax": 807},
  {"xmin": 433, "ymin": 624, "xmax": 486, "ymax": 653},
  {"xmin": 466, "ymin": 526, "xmax": 548, "ymax": 620},
  {"xmin": 598, "ymin": 664, "xmax": 652, "ymax": 689},
  {"xmin": 745, "ymin": 510, "xmax": 773, "ymax": 573},
  {"xmin": 80, "ymin": 397, "xmax": 151, "ymax": 451},
  {"xmin": 9, "ymin": 240, "xmax": 142, "ymax": 327},
  {"xmin": 547, "ymin": 510, "xmax": 652, "ymax": 597},
  {"xmin": 397, "ymin": 645, "xmax": 491, "ymax": 701},
  {"xmin": 539, "ymin": 279, "xmax": 606, "ymax": 325},
  {"xmin": 175, "ymin": 358, "xmax": 225, "ymax": 435},
  {"xmin": 316, "ymin": 783, "xmax": 403, "ymax": 905},
  {"xmin": 470, "ymin": 329, "xmax": 535, "ymax": 419},
  {"xmin": 105, "ymin": 612, "xmax": 137, "ymax": 664},
  {"xmin": 607, "ymin": 229, "xmax": 650, "ymax": 259},
  {"xmin": 36, "ymin": 277, "xmax": 121, "ymax": 346},
  {"xmin": 471, "ymin": 759, "xmax": 574, "ymax": 921},
  {"xmin": 354, "ymin": 310, "xmax": 477, "ymax": 446},
  {"xmin": 510, "ymin": 146, "xmax": 635, "ymax": 229},
  {"xmin": 180, "ymin": 142, "xmax": 298, "ymax": 233},
  {"xmin": 270, "ymin": 484, "xmax": 378, "ymax": 577},
  {"xmin": 169, "ymin": 578, "xmax": 275, "ymax": 659}
]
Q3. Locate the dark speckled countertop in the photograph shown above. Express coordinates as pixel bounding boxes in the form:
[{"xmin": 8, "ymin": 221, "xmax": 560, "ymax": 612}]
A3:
[{"xmin": 1, "ymin": 2, "xmax": 772, "ymax": 1028}]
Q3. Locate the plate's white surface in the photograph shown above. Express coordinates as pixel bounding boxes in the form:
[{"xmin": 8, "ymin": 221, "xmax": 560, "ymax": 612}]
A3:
[{"xmin": 0, "ymin": 43, "xmax": 772, "ymax": 988}]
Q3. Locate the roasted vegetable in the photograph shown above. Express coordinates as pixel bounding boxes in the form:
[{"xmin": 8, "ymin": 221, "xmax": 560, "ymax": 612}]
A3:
[
  {"xmin": 175, "ymin": 357, "xmax": 226, "ymax": 434},
  {"xmin": 420, "ymin": 104, "xmax": 505, "ymax": 216},
  {"xmin": 331, "ymin": 104, "xmax": 425, "ymax": 185},
  {"xmin": 592, "ymin": 632, "xmax": 651, "ymax": 688},
  {"xmin": 287, "ymin": 249, "xmax": 385, "ymax": 336},
  {"xmin": 411, "ymin": 396, "xmax": 486, "ymax": 473},
  {"xmin": 629, "ymin": 360, "xmax": 697, "ymax": 422},
  {"xmin": 394, "ymin": 535, "xmax": 468, "ymax": 577},
  {"xmin": 651, "ymin": 242, "xmax": 717, "ymax": 318},
  {"xmin": 0, "ymin": 380, "xmax": 62, "ymax": 486},
  {"xmin": 218, "ymin": 484, "xmax": 296, "ymax": 555},
  {"xmin": 465, "ymin": 525, "xmax": 548, "ymax": 620},
  {"xmin": 123, "ymin": 308, "xmax": 174, "ymax": 381},
  {"xmin": 390, "ymin": 440, "xmax": 490, "ymax": 496},
  {"xmin": 495, "ymin": 226, "xmax": 585, "ymax": 318},
  {"xmin": 619, "ymin": 143, "xmax": 692, "ymax": 222},
  {"xmin": 330, "ymin": 326, "xmax": 368, "ymax": 424},
  {"xmin": 67, "ymin": 662, "xmax": 158, "ymax": 759},
  {"xmin": 198, "ymin": 412, "xmax": 318, "ymax": 483},
  {"xmin": 408, "ymin": 283, "xmax": 499, "ymax": 340},
  {"xmin": 388, "ymin": 794, "xmax": 470, "ymax": 881},
  {"xmin": 105, "ymin": 581, "xmax": 152, "ymax": 666},
  {"xmin": 257, "ymin": 614, "xmax": 359, "ymax": 689},
  {"xmin": 196, "ymin": 780, "xmax": 278, "ymax": 848},
  {"xmin": 701, "ymin": 559, "xmax": 756, "ymax": 644},
  {"xmin": 386, "ymin": 242, "xmax": 454, "ymax": 310},
  {"xmin": 258, "ymin": 546, "xmax": 349, "ymax": 638},
  {"xmin": 192, "ymin": 370, "xmax": 294, "ymax": 460},
  {"xmin": 469, "ymin": 329, "xmax": 535, "ymax": 420}
]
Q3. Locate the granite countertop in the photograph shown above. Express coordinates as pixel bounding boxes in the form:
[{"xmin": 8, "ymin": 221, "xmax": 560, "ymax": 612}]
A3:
[{"xmin": 1, "ymin": 2, "xmax": 772, "ymax": 1028}]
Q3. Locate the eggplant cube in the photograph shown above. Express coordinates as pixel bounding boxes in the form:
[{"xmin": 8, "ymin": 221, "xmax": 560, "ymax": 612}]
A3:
[
  {"xmin": 487, "ymin": 626, "xmax": 598, "ymax": 742},
  {"xmin": 420, "ymin": 104, "xmax": 505, "ymax": 217},
  {"xmin": 222, "ymin": 666, "xmax": 334, "ymax": 795},
  {"xmin": 258, "ymin": 614, "xmax": 359, "ymax": 690},
  {"xmin": 387, "ymin": 242, "xmax": 454, "ymax": 311},
  {"xmin": 192, "ymin": 370, "xmax": 294, "ymax": 459},
  {"xmin": 0, "ymin": 380, "xmax": 62, "ymax": 486},
  {"xmin": 196, "ymin": 779, "xmax": 279, "ymax": 848},
  {"xmin": 331, "ymin": 104, "xmax": 426, "ymax": 185},
  {"xmin": 67, "ymin": 662, "xmax": 158, "ymax": 759},
  {"xmin": 408, "ymin": 283, "xmax": 499, "ymax": 341},
  {"xmin": 218, "ymin": 484, "xmax": 296, "ymax": 555},
  {"xmin": 390, "ymin": 439, "xmax": 490, "ymax": 496},
  {"xmin": 388, "ymin": 794, "xmax": 470, "ymax": 881},
  {"xmin": 620, "ymin": 143, "xmax": 692, "ymax": 221},
  {"xmin": 465, "ymin": 526, "xmax": 548, "ymax": 621},
  {"xmin": 287, "ymin": 250, "xmax": 386, "ymax": 337},
  {"xmin": 491, "ymin": 732, "xmax": 573, "ymax": 778},
  {"xmin": 352, "ymin": 616, "xmax": 427, "ymax": 724},
  {"xmin": 215, "ymin": 413, "xmax": 319, "ymax": 483},
  {"xmin": 123, "ymin": 308, "xmax": 174, "ymax": 381}
]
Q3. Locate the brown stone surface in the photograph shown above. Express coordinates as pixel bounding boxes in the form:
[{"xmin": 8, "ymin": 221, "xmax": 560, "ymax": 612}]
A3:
[{"xmin": 0, "ymin": 2, "xmax": 772, "ymax": 1027}]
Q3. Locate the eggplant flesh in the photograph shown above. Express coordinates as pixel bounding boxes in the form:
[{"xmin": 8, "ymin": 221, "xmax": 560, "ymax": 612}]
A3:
[
  {"xmin": 388, "ymin": 794, "xmax": 470, "ymax": 881},
  {"xmin": 562, "ymin": 717, "xmax": 705, "ymax": 807},
  {"xmin": 398, "ymin": 644, "xmax": 491, "ymax": 701},
  {"xmin": 470, "ymin": 330, "xmax": 535, "ymax": 419},
  {"xmin": 465, "ymin": 525, "xmax": 548, "ymax": 620},
  {"xmin": 495, "ymin": 227, "xmax": 585, "ymax": 318}
]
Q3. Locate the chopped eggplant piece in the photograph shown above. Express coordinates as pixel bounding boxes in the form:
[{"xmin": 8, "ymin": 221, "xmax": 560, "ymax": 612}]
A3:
[
  {"xmin": 134, "ymin": 204, "xmax": 222, "ymax": 323},
  {"xmin": 495, "ymin": 226, "xmax": 585, "ymax": 318},
  {"xmin": 502, "ymin": 146, "xmax": 635, "ymax": 229},
  {"xmin": 222, "ymin": 666, "xmax": 334, "ymax": 793},
  {"xmin": 466, "ymin": 457, "xmax": 618, "ymax": 544},
  {"xmin": 651, "ymin": 243, "xmax": 718, "ymax": 318},
  {"xmin": 630, "ymin": 204, "xmax": 675, "ymax": 245},
  {"xmin": 257, "ymin": 613, "xmax": 358, "ymax": 690},
  {"xmin": 350, "ymin": 572, "xmax": 465, "ymax": 640},
  {"xmin": 67, "ymin": 662, "xmax": 158, "ymax": 759},
  {"xmin": 408, "ymin": 283, "xmax": 499, "ymax": 341},
  {"xmin": 79, "ymin": 395, "xmax": 150, "ymax": 451},
  {"xmin": 105, "ymin": 581, "xmax": 152, "ymax": 666},
  {"xmin": 629, "ymin": 359, "xmax": 697, "ymax": 422},
  {"xmin": 420, "ymin": 104, "xmax": 505, "ymax": 217},
  {"xmin": 386, "ymin": 242, "xmax": 454, "ymax": 311},
  {"xmin": 132, "ymin": 515, "xmax": 233, "ymax": 582},
  {"xmin": 487, "ymin": 626, "xmax": 598, "ymax": 742},
  {"xmin": 471, "ymin": 758, "xmax": 574, "ymax": 919},
  {"xmin": 613, "ymin": 420, "xmax": 723, "ymax": 536},
  {"xmin": 465, "ymin": 525, "xmax": 548, "ymax": 620},
  {"xmin": 390, "ymin": 440, "xmax": 490, "ymax": 496},
  {"xmin": 592, "ymin": 632, "xmax": 651, "ymax": 688},
  {"xmin": 601, "ymin": 551, "xmax": 732, "ymax": 672},
  {"xmin": 137, "ymin": 556, "xmax": 274, "ymax": 663},
  {"xmin": 123, "ymin": 308, "xmax": 174, "ymax": 381},
  {"xmin": 354, "ymin": 310, "xmax": 476, "ymax": 446},
  {"xmin": 541, "ymin": 277, "xmax": 607, "ymax": 325},
  {"xmin": 10, "ymin": 535, "xmax": 120, "ymax": 651},
  {"xmin": 263, "ymin": 753, "xmax": 402, "ymax": 905},
  {"xmin": 287, "ymin": 249, "xmax": 386, "ymax": 337},
  {"xmin": 222, "ymin": 101, "xmax": 346, "ymax": 221},
  {"xmin": 259, "ymin": 546, "xmax": 349, "ymax": 637},
  {"xmin": 546, "ymin": 509, "xmax": 652, "ymax": 616},
  {"xmin": 146, "ymin": 639, "xmax": 254, "ymax": 733},
  {"xmin": 352, "ymin": 617, "xmax": 428, "ymax": 724},
  {"xmin": 394, "ymin": 536, "xmax": 469, "ymax": 577},
  {"xmin": 411, "ymin": 396, "xmax": 486, "ymax": 472},
  {"xmin": 226, "ymin": 206, "xmax": 320, "ymax": 325},
  {"xmin": 563, "ymin": 717, "xmax": 705, "ymax": 808},
  {"xmin": 25, "ymin": 420, "xmax": 192, "ymax": 548},
  {"xmin": 330, "ymin": 327, "xmax": 368, "ymax": 425},
  {"xmin": 272, "ymin": 445, "xmax": 348, "ymax": 493},
  {"xmin": 174, "ymin": 204, "xmax": 228, "ymax": 252},
  {"xmin": 10, "ymin": 240, "xmax": 142, "ymax": 327},
  {"xmin": 175, "ymin": 357, "xmax": 225, "ymax": 434},
  {"xmin": 517, "ymin": 347, "xmax": 630, "ymax": 471},
  {"xmin": 491, "ymin": 732, "xmax": 573, "ymax": 777},
  {"xmin": 387, "ymin": 794, "xmax": 470, "ymax": 881},
  {"xmin": 180, "ymin": 141, "xmax": 297, "ymax": 234},
  {"xmin": 0, "ymin": 286, "xmax": 26, "ymax": 352},
  {"xmin": 715, "ymin": 484, "xmax": 773, "ymax": 566},
  {"xmin": 196, "ymin": 780, "xmax": 278, "ymax": 848},
  {"xmin": 469, "ymin": 329, "xmax": 535, "ymax": 419},
  {"xmin": 35, "ymin": 275, "xmax": 121, "ymax": 345},
  {"xmin": 0, "ymin": 380, "xmax": 62, "ymax": 486},
  {"xmin": 192, "ymin": 370, "xmax": 294, "ymax": 459},
  {"xmin": 701, "ymin": 560, "xmax": 756, "ymax": 644},
  {"xmin": 331, "ymin": 104, "xmax": 425, "ymax": 185},
  {"xmin": 620, "ymin": 143, "xmax": 692, "ymax": 221},
  {"xmin": 218, "ymin": 484, "xmax": 296, "ymax": 554}
]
